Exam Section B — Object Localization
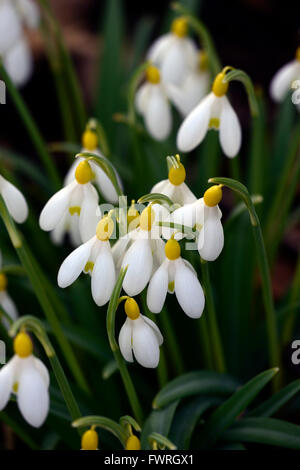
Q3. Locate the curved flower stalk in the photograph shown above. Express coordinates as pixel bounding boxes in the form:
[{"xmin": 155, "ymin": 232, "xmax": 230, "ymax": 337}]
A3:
[
  {"xmin": 58, "ymin": 214, "xmax": 116, "ymax": 307},
  {"xmin": 177, "ymin": 66, "xmax": 242, "ymax": 158},
  {"xmin": 147, "ymin": 16, "xmax": 198, "ymax": 86},
  {"xmin": 270, "ymin": 47, "xmax": 300, "ymax": 104},
  {"xmin": 0, "ymin": 331, "xmax": 49, "ymax": 427},
  {"xmin": 151, "ymin": 154, "xmax": 196, "ymax": 206},
  {"xmin": 0, "ymin": 173, "xmax": 28, "ymax": 223},
  {"xmin": 147, "ymin": 237, "xmax": 205, "ymax": 318},
  {"xmin": 0, "ymin": 0, "xmax": 40, "ymax": 86},
  {"xmin": 0, "ymin": 250, "xmax": 18, "ymax": 328},
  {"xmin": 118, "ymin": 297, "xmax": 163, "ymax": 368}
]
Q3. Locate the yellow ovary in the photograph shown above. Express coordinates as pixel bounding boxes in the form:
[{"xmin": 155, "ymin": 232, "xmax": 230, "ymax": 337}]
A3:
[
  {"xmin": 125, "ymin": 298, "xmax": 140, "ymax": 320},
  {"xmin": 0, "ymin": 273, "xmax": 7, "ymax": 291},
  {"xmin": 171, "ymin": 17, "xmax": 188, "ymax": 38},
  {"xmin": 13, "ymin": 332, "xmax": 33, "ymax": 358},
  {"xmin": 212, "ymin": 72, "xmax": 229, "ymax": 97},
  {"xmin": 168, "ymin": 162, "xmax": 186, "ymax": 186},
  {"xmin": 204, "ymin": 185, "xmax": 223, "ymax": 207},
  {"xmin": 165, "ymin": 239, "xmax": 181, "ymax": 260},
  {"xmin": 81, "ymin": 429, "xmax": 98, "ymax": 450},
  {"xmin": 82, "ymin": 129, "xmax": 98, "ymax": 151},
  {"xmin": 146, "ymin": 65, "xmax": 160, "ymax": 84},
  {"xmin": 75, "ymin": 161, "xmax": 94, "ymax": 184},
  {"xmin": 126, "ymin": 435, "xmax": 141, "ymax": 450}
]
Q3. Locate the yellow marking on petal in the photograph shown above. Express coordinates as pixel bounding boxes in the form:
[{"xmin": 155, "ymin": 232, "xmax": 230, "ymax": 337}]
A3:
[
  {"xmin": 204, "ymin": 185, "xmax": 223, "ymax": 207},
  {"xmin": 296, "ymin": 47, "xmax": 300, "ymax": 62},
  {"xmin": 168, "ymin": 281, "xmax": 175, "ymax": 293},
  {"xmin": 69, "ymin": 206, "xmax": 81, "ymax": 216},
  {"xmin": 13, "ymin": 382, "xmax": 18, "ymax": 393},
  {"xmin": 165, "ymin": 238, "xmax": 181, "ymax": 260},
  {"xmin": 84, "ymin": 261, "xmax": 94, "ymax": 273},
  {"xmin": 81, "ymin": 429, "xmax": 98, "ymax": 451},
  {"xmin": 171, "ymin": 17, "xmax": 188, "ymax": 37},
  {"xmin": 168, "ymin": 162, "xmax": 186, "ymax": 186},
  {"xmin": 75, "ymin": 160, "xmax": 94, "ymax": 184},
  {"xmin": 126, "ymin": 435, "xmax": 141, "ymax": 450},
  {"xmin": 125, "ymin": 298, "xmax": 140, "ymax": 320},
  {"xmin": 208, "ymin": 118, "xmax": 220, "ymax": 129},
  {"xmin": 13, "ymin": 332, "xmax": 33, "ymax": 358},
  {"xmin": 82, "ymin": 129, "xmax": 98, "ymax": 151},
  {"xmin": 146, "ymin": 65, "xmax": 160, "ymax": 84},
  {"xmin": 140, "ymin": 205, "xmax": 155, "ymax": 231},
  {"xmin": 212, "ymin": 72, "xmax": 228, "ymax": 97},
  {"xmin": 0, "ymin": 273, "xmax": 7, "ymax": 291}
]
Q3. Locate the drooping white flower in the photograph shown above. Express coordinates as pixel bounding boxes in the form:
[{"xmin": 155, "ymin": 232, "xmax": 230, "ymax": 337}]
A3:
[
  {"xmin": 0, "ymin": 251, "xmax": 18, "ymax": 329},
  {"xmin": 270, "ymin": 47, "xmax": 300, "ymax": 103},
  {"xmin": 119, "ymin": 204, "xmax": 168, "ymax": 296},
  {"xmin": 50, "ymin": 209, "xmax": 82, "ymax": 247},
  {"xmin": 57, "ymin": 215, "xmax": 116, "ymax": 306},
  {"xmin": 151, "ymin": 157, "xmax": 196, "ymax": 206},
  {"xmin": 165, "ymin": 50, "xmax": 210, "ymax": 116},
  {"xmin": 0, "ymin": 173, "xmax": 28, "ymax": 223},
  {"xmin": 118, "ymin": 298, "xmax": 163, "ymax": 368},
  {"xmin": 177, "ymin": 69, "xmax": 242, "ymax": 158},
  {"xmin": 147, "ymin": 17, "xmax": 198, "ymax": 86},
  {"xmin": 135, "ymin": 65, "xmax": 172, "ymax": 141},
  {"xmin": 39, "ymin": 160, "xmax": 101, "ymax": 243},
  {"xmin": 0, "ymin": 332, "xmax": 49, "ymax": 428},
  {"xmin": 147, "ymin": 238, "xmax": 205, "ymax": 318}
]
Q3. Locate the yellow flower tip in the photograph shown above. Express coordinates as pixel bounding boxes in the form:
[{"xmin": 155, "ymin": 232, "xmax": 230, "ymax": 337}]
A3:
[
  {"xmin": 296, "ymin": 47, "xmax": 300, "ymax": 62},
  {"xmin": 82, "ymin": 129, "xmax": 98, "ymax": 151},
  {"xmin": 171, "ymin": 17, "xmax": 188, "ymax": 38},
  {"xmin": 204, "ymin": 185, "xmax": 223, "ymax": 207},
  {"xmin": 13, "ymin": 332, "xmax": 33, "ymax": 358},
  {"xmin": 146, "ymin": 65, "xmax": 160, "ymax": 84},
  {"xmin": 0, "ymin": 273, "xmax": 7, "ymax": 292},
  {"xmin": 75, "ymin": 160, "xmax": 94, "ymax": 184},
  {"xmin": 126, "ymin": 435, "xmax": 141, "ymax": 450},
  {"xmin": 140, "ymin": 205, "xmax": 155, "ymax": 231},
  {"xmin": 81, "ymin": 429, "xmax": 99, "ymax": 450},
  {"xmin": 165, "ymin": 238, "xmax": 181, "ymax": 260},
  {"xmin": 212, "ymin": 72, "xmax": 229, "ymax": 97},
  {"xmin": 199, "ymin": 51, "xmax": 208, "ymax": 71},
  {"xmin": 96, "ymin": 216, "xmax": 114, "ymax": 241},
  {"xmin": 168, "ymin": 162, "xmax": 186, "ymax": 186},
  {"xmin": 125, "ymin": 298, "xmax": 140, "ymax": 320}
]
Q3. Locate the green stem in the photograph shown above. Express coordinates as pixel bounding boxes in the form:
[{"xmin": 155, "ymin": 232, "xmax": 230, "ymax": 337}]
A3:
[
  {"xmin": 197, "ymin": 313, "xmax": 214, "ymax": 370},
  {"xmin": 282, "ymin": 255, "xmax": 300, "ymax": 345},
  {"xmin": 0, "ymin": 62, "xmax": 60, "ymax": 190},
  {"xmin": 159, "ymin": 308, "xmax": 185, "ymax": 376},
  {"xmin": 73, "ymin": 416, "xmax": 127, "ymax": 447}
]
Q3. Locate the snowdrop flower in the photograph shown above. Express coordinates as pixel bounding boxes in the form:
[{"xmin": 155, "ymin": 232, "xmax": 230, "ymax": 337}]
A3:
[
  {"xmin": 120, "ymin": 204, "xmax": 168, "ymax": 296},
  {"xmin": 166, "ymin": 51, "xmax": 210, "ymax": 116},
  {"xmin": 50, "ymin": 210, "xmax": 82, "ymax": 247},
  {"xmin": 65, "ymin": 129, "xmax": 120, "ymax": 204},
  {"xmin": 58, "ymin": 215, "xmax": 116, "ymax": 307},
  {"xmin": 39, "ymin": 160, "xmax": 101, "ymax": 243},
  {"xmin": 0, "ymin": 0, "xmax": 40, "ymax": 86},
  {"xmin": 151, "ymin": 156, "xmax": 196, "ymax": 206},
  {"xmin": 0, "ymin": 332, "xmax": 49, "ymax": 427},
  {"xmin": 81, "ymin": 428, "xmax": 99, "ymax": 451},
  {"xmin": 0, "ymin": 253, "xmax": 18, "ymax": 329},
  {"xmin": 147, "ymin": 17, "xmax": 198, "ymax": 86},
  {"xmin": 118, "ymin": 297, "xmax": 163, "ymax": 368},
  {"xmin": 147, "ymin": 237, "xmax": 205, "ymax": 318},
  {"xmin": 177, "ymin": 68, "xmax": 242, "ymax": 158},
  {"xmin": 270, "ymin": 47, "xmax": 300, "ymax": 106},
  {"xmin": 135, "ymin": 65, "xmax": 172, "ymax": 141},
  {"xmin": 0, "ymin": 173, "xmax": 28, "ymax": 223}
]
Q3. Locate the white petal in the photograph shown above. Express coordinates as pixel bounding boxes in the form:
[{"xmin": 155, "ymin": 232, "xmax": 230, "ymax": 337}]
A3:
[
  {"xmin": 3, "ymin": 37, "xmax": 32, "ymax": 86},
  {"xmin": 147, "ymin": 262, "xmax": 168, "ymax": 313},
  {"xmin": 219, "ymin": 96, "xmax": 241, "ymax": 158},
  {"xmin": 112, "ymin": 235, "xmax": 131, "ymax": 268},
  {"xmin": 90, "ymin": 161, "xmax": 119, "ymax": 204},
  {"xmin": 174, "ymin": 183, "xmax": 197, "ymax": 205},
  {"xmin": 132, "ymin": 317, "xmax": 160, "ymax": 368},
  {"xmin": 141, "ymin": 315, "xmax": 163, "ymax": 346},
  {"xmin": 0, "ymin": 175, "xmax": 28, "ymax": 223},
  {"xmin": 177, "ymin": 93, "xmax": 214, "ymax": 152},
  {"xmin": 150, "ymin": 179, "xmax": 168, "ymax": 195},
  {"xmin": 165, "ymin": 81, "xmax": 191, "ymax": 117},
  {"xmin": 0, "ymin": 0, "xmax": 22, "ymax": 55},
  {"xmin": 57, "ymin": 237, "xmax": 94, "ymax": 288},
  {"xmin": 182, "ymin": 38, "xmax": 199, "ymax": 70},
  {"xmin": 91, "ymin": 243, "xmax": 116, "ymax": 306},
  {"xmin": 16, "ymin": 0, "xmax": 40, "ymax": 28},
  {"xmin": 79, "ymin": 184, "xmax": 100, "ymax": 242},
  {"xmin": 161, "ymin": 41, "xmax": 187, "ymax": 86},
  {"xmin": 174, "ymin": 259, "xmax": 205, "ymax": 318},
  {"xmin": 39, "ymin": 182, "xmax": 75, "ymax": 231},
  {"xmin": 135, "ymin": 83, "xmax": 151, "ymax": 114},
  {"xmin": 145, "ymin": 86, "xmax": 172, "ymax": 141},
  {"xmin": 0, "ymin": 292, "xmax": 18, "ymax": 328},
  {"xmin": 198, "ymin": 207, "xmax": 224, "ymax": 261},
  {"xmin": 64, "ymin": 158, "xmax": 83, "ymax": 186},
  {"xmin": 50, "ymin": 212, "xmax": 68, "ymax": 245},
  {"xmin": 147, "ymin": 33, "xmax": 174, "ymax": 64},
  {"xmin": 181, "ymin": 71, "xmax": 210, "ymax": 115},
  {"xmin": 122, "ymin": 239, "xmax": 153, "ymax": 296},
  {"xmin": 270, "ymin": 61, "xmax": 300, "ymax": 102},
  {"xmin": 69, "ymin": 213, "xmax": 82, "ymax": 247},
  {"xmin": 118, "ymin": 318, "xmax": 133, "ymax": 363},
  {"xmin": 17, "ymin": 358, "xmax": 49, "ymax": 427},
  {"xmin": 0, "ymin": 362, "xmax": 14, "ymax": 410},
  {"xmin": 33, "ymin": 358, "xmax": 50, "ymax": 388}
]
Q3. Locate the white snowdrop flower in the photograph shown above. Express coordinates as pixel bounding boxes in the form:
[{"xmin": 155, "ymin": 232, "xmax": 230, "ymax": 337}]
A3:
[
  {"xmin": 135, "ymin": 65, "xmax": 172, "ymax": 141},
  {"xmin": 165, "ymin": 50, "xmax": 210, "ymax": 116},
  {"xmin": 50, "ymin": 209, "xmax": 82, "ymax": 248},
  {"xmin": 0, "ymin": 252, "xmax": 18, "ymax": 329},
  {"xmin": 118, "ymin": 297, "xmax": 163, "ymax": 368},
  {"xmin": 270, "ymin": 47, "xmax": 300, "ymax": 103},
  {"xmin": 0, "ymin": 173, "xmax": 28, "ymax": 223},
  {"xmin": 177, "ymin": 68, "xmax": 242, "ymax": 158},
  {"xmin": 120, "ymin": 204, "xmax": 168, "ymax": 296},
  {"xmin": 57, "ymin": 215, "xmax": 116, "ymax": 307},
  {"xmin": 147, "ymin": 237, "xmax": 205, "ymax": 318},
  {"xmin": 39, "ymin": 160, "xmax": 101, "ymax": 243},
  {"xmin": 151, "ymin": 157, "xmax": 196, "ymax": 206},
  {"xmin": 147, "ymin": 17, "xmax": 198, "ymax": 86},
  {"xmin": 0, "ymin": 332, "xmax": 49, "ymax": 428},
  {"xmin": 64, "ymin": 129, "xmax": 121, "ymax": 204}
]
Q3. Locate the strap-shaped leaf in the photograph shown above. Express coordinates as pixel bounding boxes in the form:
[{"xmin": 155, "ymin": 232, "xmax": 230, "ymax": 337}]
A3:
[
  {"xmin": 249, "ymin": 379, "xmax": 300, "ymax": 417},
  {"xmin": 141, "ymin": 401, "xmax": 179, "ymax": 450}
]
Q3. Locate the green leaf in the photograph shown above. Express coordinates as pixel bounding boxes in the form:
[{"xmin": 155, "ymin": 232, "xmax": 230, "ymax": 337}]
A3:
[
  {"xmin": 141, "ymin": 401, "xmax": 179, "ymax": 450},
  {"xmin": 138, "ymin": 193, "xmax": 174, "ymax": 207},
  {"xmin": 148, "ymin": 432, "xmax": 177, "ymax": 450},
  {"xmin": 198, "ymin": 368, "xmax": 278, "ymax": 449},
  {"xmin": 249, "ymin": 379, "xmax": 300, "ymax": 417},
  {"xmin": 152, "ymin": 371, "xmax": 239, "ymax": 409},
  {"xmin": 72, "ymin": 415, "xmax": 127, "ymax": 447}
]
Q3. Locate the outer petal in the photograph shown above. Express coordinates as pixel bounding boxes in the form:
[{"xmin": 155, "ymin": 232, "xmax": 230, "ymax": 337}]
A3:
[
  {"xmin": 0, "ymin": 175, "xmax": 28, "ymax": 223},
  {"xmin": 0, "ymin": 292, "xmax": 18, "ymax": 328},
  {"xmin": 147, "ymin": 262, "xmax": 168, "ymax": 313},
  {"xmin": 91, "ymin": 161, "xmax": 119, "ymax": 204},
  {"xmin": 132, "ymin": 317, "xmax": 160, "ymax": 368},
  {"xmin": 118, "ymin": 318, "xmax": 133, "ymax": 363},
  {"xmin": 174, "ymin": 258, "xmax": 205, "ymax": 318},
  {"xmin": 17, "ymin": 0, "xmax": 40, "ymax": 29},
  {"xmin": 91, "ymin": 243, "xmax": 116, "ymax": 306},
  {"xmin": 181, "ymin": 71, "xmax": 210, "ymax": 115},
  {"xmin": 79, "ymin": 184, "xmax": 100, "ymax": 242},
  {"xmin": 147, "ymin": 33, "xmax": 174, "ymax": 64},
  {"xmin": 112, "ymin": 234, "xmax": 132, "ymax": 269},
  {"xmin": 161, "ymin": 41, "xmax": 187, "ymax": 86},
  {"xmin": 165, "ymin": 81, "xmax": 191, "ymax": 117},
  {"xmin": 57, "ymin": 237, "xmax": 94, "ymax": 288},
  {"xmin": 0, "ymin": 361, "xmax": 14, "ymax": 410},
  {"xmin": 33, "ymin": 358, "xmax": 50, "ymax": 388},
  {"xmin": 135, "ymin": 83, "xmax": 151, "ymax": 115},
  {"xmin": 3, "ymin": 37, "xmax": 32, "ymax": 86},
  {"xmin": 141, "ymin": 315, "xmax": 163, "ymax": 346},
  {"xmin": 177, "ymin": 93, "xmax": 214, "ymax": 152},
  {"xmin": 39, "ymin": 182, "xmax": 76, "ymax": 231},
  {"xmin": 198, "ymin": 207, "xmax": 224, "ymax": 261},
  {"xmin": 150, "ymin": 179, "xmax": 168, "ymax": 195},
  {"xmin": 174, "ymin": 183, "xmax": 197, "ymax": 205},
  {"xmin": 219, "ymin": 96, "xmax": 241, "ymax": 158},
  {"xmin": 270, "ymin": 61, "xmax": 300, "ymax": 102},
  {"xmin": 0, "ymin": 0, "xmax": 22, "ymax": 55},
  {"xmin": 17, "ymin": 358, "xmax": 49, "ymax": 427},
  {"xmin": 122, "ymin": 239, "xmax": 153, "ymax": 296},
  {"xmin": 145, "ymin": 86, "xmax": 172, "ymax": 141}
]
